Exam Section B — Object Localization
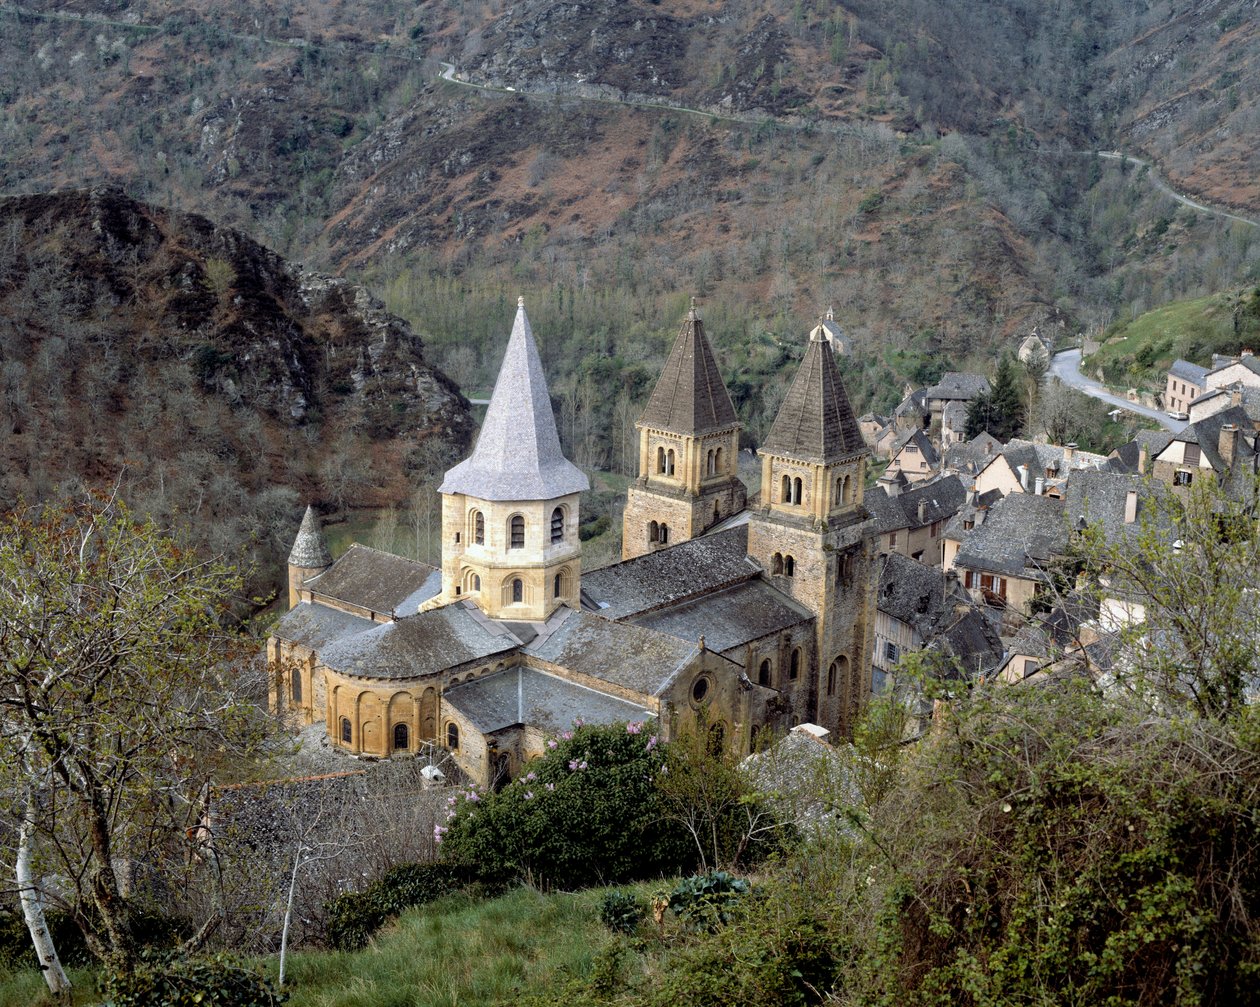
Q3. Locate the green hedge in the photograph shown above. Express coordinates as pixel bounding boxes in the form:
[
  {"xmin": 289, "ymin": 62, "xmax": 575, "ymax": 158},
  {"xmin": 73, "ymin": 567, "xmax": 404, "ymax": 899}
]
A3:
[{"xmin": 323, "ymin": 862, "xmax": 476, "ymax": 951}]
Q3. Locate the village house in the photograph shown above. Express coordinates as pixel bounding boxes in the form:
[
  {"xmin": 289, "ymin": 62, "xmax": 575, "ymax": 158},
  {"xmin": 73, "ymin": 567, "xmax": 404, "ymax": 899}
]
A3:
[
  {"xmin": 921, "ymin": 371, "xmax": 991, "ymax": 425},
  {"xmin": 1148, "ymin": 405, "xmax": 1259, "ymax": 501},
  {"xmin": 972, "ymin": 439, "xmax": 1108, "ymax": 498},
  {"xmin": 1164, "ymin": 359, "xmax": 1209, "ymax": 418},
  {"xmin": 864, "ymin": 474, "xmax": 966, "ymax": 565},
  {"xmin": 269, "ymin": 300, "xmax": 880, "ymax": 787},
  {"xmin": 882, "ymin": 428, "xmax": 940, "ymax": 484}
]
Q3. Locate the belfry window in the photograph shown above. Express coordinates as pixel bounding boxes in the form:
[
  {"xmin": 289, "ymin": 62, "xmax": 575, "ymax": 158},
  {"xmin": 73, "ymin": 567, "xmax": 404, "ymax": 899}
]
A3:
[
  {"xmin": 551, "ymin": 507, "xmax": 564, "ymax": 543},
  {"xmin": 659, "ymin": 523, "xmax": 669, "ymax": 545},
  {"xmin": 784, "ymin": 555, "xmax": 795, "ymax": 577},
  {"xmin": 473, "ymin": 510, "xmax": 484, "ymax": 545},
  {"xmin": 510, "ymin": 515, "xmax": 525, "ymax": 549},
  {"xmin": 657, "ymin": 446, "xmax": 667, "ymax": 473},
  {"xmin": 649, "ymin": 520, "xmax": 660, "ymax": 543},
  {"xmin": 665, "ymin": 449, "xmax": 676, "ymax": 476}
]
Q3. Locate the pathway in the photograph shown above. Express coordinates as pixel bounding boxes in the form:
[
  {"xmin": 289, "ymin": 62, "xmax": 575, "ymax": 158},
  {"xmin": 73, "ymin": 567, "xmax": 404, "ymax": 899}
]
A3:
[{"xmin": 1049, "ymin": 348, "xmax": 1185, "ymax": 433}]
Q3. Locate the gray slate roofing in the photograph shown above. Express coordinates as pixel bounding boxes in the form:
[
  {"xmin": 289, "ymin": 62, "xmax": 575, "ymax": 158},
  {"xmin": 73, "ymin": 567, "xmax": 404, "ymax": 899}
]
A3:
[
  {"xmin": 630, "ymin": 579, "xmax": 813, "ymax": 658},
  {"xmin": 288, "ymin": 505, "xmax": 332, "ymax": 568},
  {"xmin": 1106, "ymin": 430, "xmax": 1176, "ymax": 474},
  {"xmin": 866, "ymin": 474, "xmax": 967, "ymax": 534},
  {"xmin": 1169, "ymin": 358, "xmax": 1209, "ymax": 385},
  {"xmin": 954, "ymin": 492, "xmax": 1067, "ymax": 578},
  {"xmin": 760, "ymin": 328, "xmax": 865, "ymax": 463},
  {"xmin": 1160, "ymin": 404, "xmax": 1260, "ymax": 501},
  {"xmin": 929, "ymin": 609, "xmax": 1005, "ymax": 679},
  {"xmin": 924, "ymin": 372, "xmax": 991, "ymax": 402},
  {"xmin": 318, "ymin": 600, "xmax": 519, "ymax": 679},
  {"xmin": 999, "ymin": 439, "xmax": 1108, "ymax": 482},
  {"xmin": 271, "ymin": 602, "xmax": 376, "ymax": 650},
  {"xmin": 524, "ymin": 608, "xmax": 704, "ymax": 697},
  {"xmin": 443, "ymin": 665, "xmax": 651, "ymax": 735},
  {"xmin": 581, "ymin": 526, "xmax": 758, "ymax": 619},
  {"xmin": 891, "ymin": 428, "xmax": 941, "ymax": 467},
  {"xmin": 1189, "ymin": 384, "xmax": 1260, "ymax": 423},
  {"xmin": 1062, "ymin": 470, "xmax": 1172, "ymax": 545},
  {"xmin": 639, "ymin": 307, "xmax": 739, "ymax": 436},
  {"xmin": 306, "ymin": 544, "xmax": 441, "ymax": 615},
  {"xmin": 876, "ymin": 551, "xmax": 950, "ymax": 632},
  {"xmin": 893, "ymin": 388, "xmax": 929, "ymax": 418},
  {"xmin": 941, "ymin": 400, "xmax": 968, "ymax": 428},
  {"xmin": 439, "ymin": 299, "xmax": 589, "ymax": 501},
  {"xmin": 943, "ymin": 431, "xmax": 1002, "ymax": 475}
]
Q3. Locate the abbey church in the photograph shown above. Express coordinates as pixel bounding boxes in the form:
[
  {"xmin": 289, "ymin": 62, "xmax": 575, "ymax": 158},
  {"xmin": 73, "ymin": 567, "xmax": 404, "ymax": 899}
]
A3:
[{"xmin": 269, "ymin": 298, "xmax": 878, "ymax": 787}]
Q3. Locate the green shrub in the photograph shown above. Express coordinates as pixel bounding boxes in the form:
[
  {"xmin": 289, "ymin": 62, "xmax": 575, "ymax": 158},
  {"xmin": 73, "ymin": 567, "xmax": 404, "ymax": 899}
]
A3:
[
  {"xmin": 598, "ymin": 890, "xmax": 645, "ymax": 934},
  {"xmin": 440, "ymin": 721, "xmax": 693, "ymax": 889},
  {"xmin": 668, "ymin": 872, "xmax": 750, "ymax": 932},
  {"xmin": 99, "ymin": 951, "xmax": 284, "ymax": 1006},
  {"xmin": 323, "ymin": 862, "xmax": 475, "ymax": 951}
]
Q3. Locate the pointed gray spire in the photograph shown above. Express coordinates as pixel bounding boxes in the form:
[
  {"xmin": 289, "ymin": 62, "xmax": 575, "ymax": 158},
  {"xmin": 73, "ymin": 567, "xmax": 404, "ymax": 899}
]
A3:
[
  {"xmin": 761, "ymin": 325, "xmax": 865, "ymax": 464},
  {"xmin": 439, "ymin": 299, "xmax": 589, "ymax": 501},
  {"xmin": 288, "ymin": 505, "xmax": 332, "ymax": 568}
]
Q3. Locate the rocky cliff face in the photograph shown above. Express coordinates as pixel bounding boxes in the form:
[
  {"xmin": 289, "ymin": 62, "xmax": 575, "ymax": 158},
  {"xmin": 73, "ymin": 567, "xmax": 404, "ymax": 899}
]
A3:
[{"xmin": 0, "ymin": 187, "xmax": 473, "ymax": 577}]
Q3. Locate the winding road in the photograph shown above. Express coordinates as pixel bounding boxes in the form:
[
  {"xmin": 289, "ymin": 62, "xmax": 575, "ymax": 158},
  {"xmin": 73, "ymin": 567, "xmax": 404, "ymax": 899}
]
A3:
[{"xmin": 1049, "ymin": 348, "xmax": 1186, "ymax": 433}]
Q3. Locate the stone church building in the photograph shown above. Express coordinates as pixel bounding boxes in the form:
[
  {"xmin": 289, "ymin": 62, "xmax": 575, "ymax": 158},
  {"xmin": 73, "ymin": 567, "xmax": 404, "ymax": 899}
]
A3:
[{"xmin": 269, "ymin": 299, "xmax": 878, "ymax": 787}]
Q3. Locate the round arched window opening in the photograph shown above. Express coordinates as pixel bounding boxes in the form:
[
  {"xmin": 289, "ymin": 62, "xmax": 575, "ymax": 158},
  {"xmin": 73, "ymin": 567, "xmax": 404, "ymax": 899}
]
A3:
[{"xmin": 691, "ymin": 676, "xmax": 710, "ymax": 704}]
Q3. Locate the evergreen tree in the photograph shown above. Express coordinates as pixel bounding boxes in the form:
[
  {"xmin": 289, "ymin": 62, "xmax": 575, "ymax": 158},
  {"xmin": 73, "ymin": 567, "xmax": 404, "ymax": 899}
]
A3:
[{"xmin": 966, "ymin": 356, "xmax": 1025, "ymax": 441}]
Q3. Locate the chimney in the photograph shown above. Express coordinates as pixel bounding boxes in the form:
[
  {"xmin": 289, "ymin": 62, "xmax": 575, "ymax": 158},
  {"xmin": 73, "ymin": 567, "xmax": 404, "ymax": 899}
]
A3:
[
  {"xmin": 1017, "ymin": 464, "xmax": 1029, "ymax": 492},
  {"xmin": 975, "ymin": 506, "xmax": 988, "ymax": 526},
  {"xmin": 1220, "ymin": 423, "xmax": 1239, "ymax": 468},
  {"xmin": 1243, "ymin": 349, "xmax": 1254, "ymax": 358},
  {"xmin": 1231, "ymin": 385, "xmax": 1243, "ymax": 407},
  {"xmin": 1065, "ymin": 442, "xmax": 1077, "ymax": 466},
  {"xmin": 1034, "ymin": 476, "xmax": 1045, "ymax": 495},
  {"xmin": 1124, "ymin": 488, "xmax": 1138, "ymax": 524},
  {"xmin": 917, "ymin": 499, "xmax": 928, "ymax": 523},
  {"xmin": 1138, "ymin": 442, "xmax": 1149, "ymax": 475}
]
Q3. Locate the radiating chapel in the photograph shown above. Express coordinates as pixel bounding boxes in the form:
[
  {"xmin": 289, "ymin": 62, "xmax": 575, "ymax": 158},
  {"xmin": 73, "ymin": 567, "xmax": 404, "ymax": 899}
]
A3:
[{"xmin": 269, "ymin": 298, "xmax": 878, "ymax": 787}]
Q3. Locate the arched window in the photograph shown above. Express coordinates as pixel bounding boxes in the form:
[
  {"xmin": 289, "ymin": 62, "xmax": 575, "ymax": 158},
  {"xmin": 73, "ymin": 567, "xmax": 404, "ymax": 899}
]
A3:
[
  {"xmin": 758, "ymin": 659, "xmax": 771, "ymax": 686},
  {"xmin": 659, "ymin": 523, "xmax": 669, "ymax": 545},
  {"xmin": 510, "ymin": 515, "xmax": 525, "ymax": 549},
  {"xmin": 782, "ymin": 474, "xmax": 791, "ymax": 503},
  {"xmin": 790, "ymin": 648, "xmax": 801, "ymax": 681},
  {"xmin": 713, "ymin": 501, "xmax": 721, "ymax": 522},
  {"xmin": 473, "ymin": 574, "xmax": 481, "ymax": 592},
  {"xmin": 715, "ymin": 446, "xmax": 723, "ymax": 473},
  {"xmin": 550, "ymin": 507, "xmax": 564, "ymax": 543},
  {"xmin": 828, "ymin": 655, "xmax": 848, "ymax": 696},
  {"xmin": 473, "ymin": 510, "xmax": 485, "ymax": 545},
  {"xmin": 707, "ymin": 721, "xmax": 726, "ymax": 756},
  {"xmin": 649, "ymin": 520, "xmax": 659, "ymax": 543},
  {"xmin": 772, "ymin": 552, "xmax": 783, "ymax": 575},
  {"xmin": 393, "ymin": 723, "xmax": 409, "ymax": 751},
  {"xmin": 666, "ymin": 449, "xmax": 676, "ymax": 476},
  {"xmin": 784, "ymin": 555, "xmax": 795, "ymax": 577},
  {"xmin": 657, "ymin": 446, "xmax": 667, "ymax": 473},
  {"xmin": 340, "ymin": 717, "xmax": 352, "ymax": 745},
  {"xmin": 511, "ymin": 577, "xmax": 523, "ymax": 603},
  {"xmin": 842, "ymin": 474, "xmax": 852, "ymax": 503},
  {"xmin": 826, "ymin": 662, "xmax": 836, "ymax": 696},
  {"xmin": 836, "ymin": 475, "xmax": 844, "ymax": 502},
  {"xmin": 290, "ymin": 670, "xmax": 302, "ymax": 704},
  {"xmin": 706, "ymin": 449, "xmax": 715, "ymax": 476},
  {"xmin": 446, "ymin": 722, "xmax": 460, "ymax": 750},
  {"xmin": 554, "ymin": 572, "xmax": 562, "ymax": 597},
  {"xmin": 793, "ymin": 477, "xmax": 803, "ymax": 505}
]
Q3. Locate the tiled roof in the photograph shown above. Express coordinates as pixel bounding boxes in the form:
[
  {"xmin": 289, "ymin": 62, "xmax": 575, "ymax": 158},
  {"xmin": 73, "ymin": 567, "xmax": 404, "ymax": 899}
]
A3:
[
  {"xmin": 1169, "ymin": 359, "xmax": 1209, "ymax": 385},
  {"xmin": 760, "ymin": 328, "xmax": 865, "ymax": 463},
  {"xmin": 1000, "ymin": 439, "xmax": 1108, "ymax": 482},
  {"xmin": 440, "ymin": 299, "xmax": 589, "ymax": 501},
  {"xmin": 893, "ymin": 388, "xmax": 929, "ymax": 418},
  {"xmin": 305, "ymin": 544, "xmax": 441, "ymax": 616},
  {"xmin": 317, "ymin": 601, "xmax": 519, "ymax": 680},
  {"xmin": 638, "ymin": 306, "xmax": 739, "ymax": 436},
  {"xmin": 954, "ymin": 492, "xmax": 1067, "ymax": 579},
  {"xmin": 866, "ymin": 474, "xmax": 967, "ymax": 534},
  {"xmin": 924, "ymin": 372, "xmax": 991, "ymax": 402},
  {"xmin": 271, "ymin": 602, "xmax": 376, "ymax": 650},
  {"xmin": 524, "ymin": 609, "xmax": 705, "ymax": 697},
  {"xmin": 629, "ymin": 579, "xmax": 813, "ymax": 657},
  {"xmin": 928, "ymin": 609, "xmax": 1005, "ymax": 678},
  {"xmin": 891, "ymin": 428, "xmax": 941, "ymax": 467},
  {"xmin": 443, "ymin": 665, "xmax": 651, "ymax": 735},
  {"xmin": 876, "ymin": 551, "xmax": 950, "ymax": 631},
  {"xmin": 581, "ymin": 526, "xmax": 758, "ymax": 619},
  {"xmin": 942, "ymin": 432, "xmax": 1002, "ymax": 475},
  {"xmin": 1062, "ymin": 470, "xmax": 1173, "ymax": 545},
  {"xmin": 287, "ymin": 505, "xmax": 332, "ymax": 568}
]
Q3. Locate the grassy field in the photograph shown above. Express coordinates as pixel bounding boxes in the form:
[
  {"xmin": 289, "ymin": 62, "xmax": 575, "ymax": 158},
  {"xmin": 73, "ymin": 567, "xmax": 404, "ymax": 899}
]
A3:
[
  {"xmin": 0, "ymin": 885, "xmax": 649, "ymax": 1007},
  {"xmin": 1084, "ymin": 288, "xmax": 1260, "ymax": 393}
]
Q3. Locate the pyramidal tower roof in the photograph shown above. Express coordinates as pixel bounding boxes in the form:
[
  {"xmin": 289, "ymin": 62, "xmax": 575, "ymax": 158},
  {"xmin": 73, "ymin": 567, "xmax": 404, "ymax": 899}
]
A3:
[
  {"xmin": 288, "ymin": 505, "xmax": 332, "ymax": 568},
  {"xmin": 439, "ymin": 298, "xmax": 589, "ymax": 502},
  {"xmin": 761, "ymin": 324, "xmax": 865, "ymax": 464},
  {"xmin": 638, "ymin": 300, "xmax": 739, "ymax": 436}
]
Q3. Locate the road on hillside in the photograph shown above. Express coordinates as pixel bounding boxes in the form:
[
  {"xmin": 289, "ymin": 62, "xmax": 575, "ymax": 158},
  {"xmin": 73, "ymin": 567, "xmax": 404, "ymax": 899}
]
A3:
[
  {"xmin": 1050, "ymin": 348, "xmax": 1186, "ymax": 433},
  {"xmin": 1095, "ymin": 151, "xmax": 1259, "ymax": 229}
]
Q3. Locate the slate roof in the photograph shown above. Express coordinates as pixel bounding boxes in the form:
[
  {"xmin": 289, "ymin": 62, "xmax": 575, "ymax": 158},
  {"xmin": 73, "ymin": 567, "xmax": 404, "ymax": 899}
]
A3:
[
  {"xmin": 1062, "ymin": 470, "xmax": 1173, "ymax": 545},
  {"xmin": 305, "ymin": 544, "xmax": 441, "ymax": 615},
  {"xmin": 523, "ymin": 608, "xmax": 705, "ymax": 697},
  {"xmin": 760, "ymin": 327, "xmax": 865, "ymax": 463},
  {"xmin": 1160, "ymin": 405, "xmax": 1260, "ymax": 502},
  {"xmin": 580, "ymin": 526, "xmax": 758, "ymax": 619},
  {"xmin": 876, "ymin": 551, "xmax": 951, "ymax": 633},
  {"xmin": 287, "ymin": 505, "xmax": 332, "ymax": 568},
  {"xmin": 954, "ymin": 492, "xmax": 1067, "ymax": 579},
  {"xmin": 943, "ymin": 488, "xmax": 1003, "ymax": 539},
  {"xmin": 1209, "ymin": 354, "xmax": 1260, "ymax": 379},
  {"xmin": 893, "ymin": 388, "xmax": 929, "ymax": 419},
  {"xmin": 1106, "ymin": 430, "xmax": 1175, "ymax": 474},
  {"xmin": 889, "ymin": 428, "xmax": 941, "ymax": 470},
  {"xmin": 630, "ymin": 579, "xmax": 813, "ymax": 657},
  {"xmin": 638, "ymin": 305, "xmax": 739, "ymax": 436},
  {"xmin": 866, "ymin": 474, "xmax": 967, "ymax": 534},
  {"xmin": 942, "ymin": 431, "xmax": 1003, "ymax": 477},
  {"xmin": 999, "ymin": 439, "xmax": 1108, "ymax": 483},
  {"xmin": 941, "ymin": 400, "xmax": 968, "ymax": 430},
  {"xmin": 1188, "ymin": 384, "xmax": 1260, "ymax": 423},
  {"xmin": 739, "ymin": 730, "xmax": 856, "ymax": 837},
  {"xmin": 440, "ymin": 299, "xmax": 589, "ymax": 501},
  {"xmin": 443, "ymin": 665, "xmax": 651, "ymax": 735},
  {"xmin": 928, "ymin": 609, "xmax": 1005, "ymax": 678},
  {"xmin": 271, "ymin": 602, "xmax": 376, "ymax": 650},
  {"xmin": 317, "ymin": 601, "xmax": 519, "ymax": 680},
  {"xmin": 1169, "ymin": 358, "xmax": 1209, "ymax": 385},
  {"xmin": 924, "ymin": 372, "xmax": 991, "ymax": 402}
]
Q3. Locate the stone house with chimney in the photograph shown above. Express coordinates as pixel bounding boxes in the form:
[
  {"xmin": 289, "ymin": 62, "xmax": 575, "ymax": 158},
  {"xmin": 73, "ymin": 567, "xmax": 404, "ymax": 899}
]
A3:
[{"xmin": 864, "ymin": 474, "xmax": 967, "ymax": 566}]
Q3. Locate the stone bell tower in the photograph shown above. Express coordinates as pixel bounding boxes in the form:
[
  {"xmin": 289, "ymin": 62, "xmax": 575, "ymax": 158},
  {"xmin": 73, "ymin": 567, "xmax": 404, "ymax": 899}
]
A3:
[
  {"xmin": 287, "ymin": 505, "xmax": 332, "ymax": 609},
  {"xmin": 621, "ymin": 300, "xmax": 747, "ymax": 560},
  {"xmin": 746, "ymin": 320, "xmax": 877, "ymax": 738},
  {"xmin": 438, "ymin": 298, "xmax": 589, "ymax": 622}
]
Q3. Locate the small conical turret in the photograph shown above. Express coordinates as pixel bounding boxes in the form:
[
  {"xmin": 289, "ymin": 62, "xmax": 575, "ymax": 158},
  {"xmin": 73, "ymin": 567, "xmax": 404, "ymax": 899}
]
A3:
[{"xmin": 287, "ymin": 505, "xmax": 332, "ymax": 609}]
